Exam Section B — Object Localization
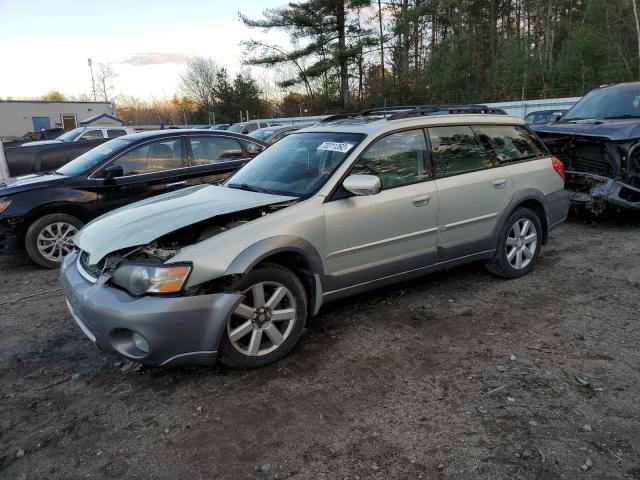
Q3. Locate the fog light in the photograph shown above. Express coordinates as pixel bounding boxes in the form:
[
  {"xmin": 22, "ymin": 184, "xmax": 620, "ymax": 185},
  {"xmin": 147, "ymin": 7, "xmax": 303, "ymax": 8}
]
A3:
[{"xmin": 132, "ymin": 332, "xmax": 149, "ymax": 353}]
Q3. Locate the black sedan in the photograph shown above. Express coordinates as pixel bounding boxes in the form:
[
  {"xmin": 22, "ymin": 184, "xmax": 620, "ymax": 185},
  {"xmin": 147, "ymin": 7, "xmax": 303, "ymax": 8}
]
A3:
[{"xmin": 0, "ymin": 130, "xmax": 267, "ymax": 268}]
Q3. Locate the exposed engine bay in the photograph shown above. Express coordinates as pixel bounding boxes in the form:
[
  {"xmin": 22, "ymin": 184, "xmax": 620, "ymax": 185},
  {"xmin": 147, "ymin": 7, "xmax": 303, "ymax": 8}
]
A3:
[
  {"xmin": 79, "ymin": 202, "xmax": 293, "ymax": 278},
  {"xmin": 537, "ymin": 133, "xmax": 640, "ymax": 214}
]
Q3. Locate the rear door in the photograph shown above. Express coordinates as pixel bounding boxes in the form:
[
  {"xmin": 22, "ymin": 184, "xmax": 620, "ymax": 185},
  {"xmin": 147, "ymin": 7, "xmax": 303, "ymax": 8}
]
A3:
[
  {"xmin": 93, "ymin": 136, "xmax": 192, "ymax": 214},
  {"xmin": 186, "ymin": 136, "xmax": 251, "ymax": 185},
  {"xmin": 429, "ymin": 125, "xmax": 514, "ymax": 261}
]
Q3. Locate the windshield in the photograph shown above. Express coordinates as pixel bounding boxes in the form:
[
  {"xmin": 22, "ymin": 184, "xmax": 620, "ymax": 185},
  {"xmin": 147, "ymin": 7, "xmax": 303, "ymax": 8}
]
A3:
[
  {"xmin": 249, "ymin": 129, "xmax": 276, "ymax": 141},
  {"xmin": 563, "ymin": 86, "xmax": 640, "ymax": 120},
  {"xmin": 56, "ymin": 128, "xmax": 85, "ymax": 142},
  {"xmin": 225, "ymin": 132, "xmax": 365, "ymax": 196},
  {"xmin": 227, "ymin": 124, "xmax": 246, "ymax": 133},
  {"xmin": 56, "ymin": 138, "xmax": 133, "ymax": 176}
]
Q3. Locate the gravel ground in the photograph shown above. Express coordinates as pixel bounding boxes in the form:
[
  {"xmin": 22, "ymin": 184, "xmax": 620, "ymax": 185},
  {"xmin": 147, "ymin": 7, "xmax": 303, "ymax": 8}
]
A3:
[{"xmin": 1, "ymin": 218, "xmax": 639, "ymax": 480}]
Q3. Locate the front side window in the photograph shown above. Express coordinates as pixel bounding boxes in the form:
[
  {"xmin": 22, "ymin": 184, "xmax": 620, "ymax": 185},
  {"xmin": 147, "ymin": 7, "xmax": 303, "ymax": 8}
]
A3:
[
  {"xmin": 428, "ymin": 126, "xmax": 493, "ymax": 177},
  {"xmin": 225, "ymin": 132, "xmax": 364, "ymax": 196},
  {"xmin": 56, "ymin": 138, "xmax": 134, "ymax": 176},
  {"xmin": 107, "ymin": 129, "xmax": 127, "ymax": 138},
  {"xmin": 110, "ymin": 138, "xmax": 184, "ymax": 176},
  {"xmin": 79, "ymin": 130, "xmax": 104, "ymax": 141},
  {"xmin": 473, "ymin": 125, "xmax": 546, "ymax": 163},
  {"xmin": 189, "ymin": 137, "xmax": 244, "ymax": 165},
  {"xmin": 351, "ymin": 129, "xmax": 429, "ymax": 189}
]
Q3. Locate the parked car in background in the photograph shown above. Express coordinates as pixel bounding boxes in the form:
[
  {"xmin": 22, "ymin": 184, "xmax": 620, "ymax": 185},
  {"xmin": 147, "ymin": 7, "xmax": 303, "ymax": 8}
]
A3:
[
  {"xmin": 227, "ymin": 121, "xmax": 275, "ymax": 135},
  {"xmin": 4, "ymin": 138, "xmax": 112, "ymax": 178},
  {"xmin": 525, "ymin": 109, "xmax": 567, "ymax": 125},
  {"xmin": 249, "ymin": 125, "xmax": 309, "ymax": 145},
  {"xmin": 61, "ymin": 105, "xmax": 568, "ymax": 369},
  {"xmin": 0, "ymin": 130, "xmax": 267, "ymax": 267},
  {"xmin": 24, "ymin": 126, "xmax": 136, "ymax": 147},
  {"xmin": 531, "ymin": 82, "xmax": 640, "ymax": 213},
  {"xmin": 196, "ymin": 124, "xmax": 230, "ymax": 130}
]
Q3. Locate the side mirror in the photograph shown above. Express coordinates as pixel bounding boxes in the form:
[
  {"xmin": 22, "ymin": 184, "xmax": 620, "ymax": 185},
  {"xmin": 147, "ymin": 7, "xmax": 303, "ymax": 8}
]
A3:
[
  {"xmin": 343, "ymin": 174, "xmax": 381, "ymax": 196},
  {"xmin": 102, "ymin": 165, "xmax": 123, "ymax": 179},
  {"xmin": 245, "ymin": 143, "xmax": 265, "ymax": 156}
]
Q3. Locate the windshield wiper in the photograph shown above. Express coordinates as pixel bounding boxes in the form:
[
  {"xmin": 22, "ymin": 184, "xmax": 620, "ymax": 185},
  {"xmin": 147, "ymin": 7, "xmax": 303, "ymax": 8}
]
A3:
[
  {"xmin": 603, "ymin": 114, "xmax": 640, "ymax": 119},
  {"xmin": 227, "ymin": 183, "xmax": 264, "ymax": 193}
]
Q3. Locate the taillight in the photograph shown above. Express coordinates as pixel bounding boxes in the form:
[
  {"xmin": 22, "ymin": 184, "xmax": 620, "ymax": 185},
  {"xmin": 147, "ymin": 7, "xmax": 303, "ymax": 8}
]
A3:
[{"xmin": 552, "ymin": 156, "xmax": 565, "ymax": 181}]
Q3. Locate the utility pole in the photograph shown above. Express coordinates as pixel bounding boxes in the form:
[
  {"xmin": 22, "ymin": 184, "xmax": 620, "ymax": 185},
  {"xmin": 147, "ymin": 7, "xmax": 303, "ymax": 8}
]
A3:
[{"xmin": 88, "ymin": 58, "xmax": 96, "ymax": 101}]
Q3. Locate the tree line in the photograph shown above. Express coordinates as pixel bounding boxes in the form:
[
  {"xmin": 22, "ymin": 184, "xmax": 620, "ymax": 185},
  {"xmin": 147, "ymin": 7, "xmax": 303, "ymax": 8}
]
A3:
[
  {"xmin": 15, "ymin": 0, "xmax": 640, "ymax": 124},
  {"xmin": 240, "ymin": 0, "xmax": 639, "ymax": 111}
]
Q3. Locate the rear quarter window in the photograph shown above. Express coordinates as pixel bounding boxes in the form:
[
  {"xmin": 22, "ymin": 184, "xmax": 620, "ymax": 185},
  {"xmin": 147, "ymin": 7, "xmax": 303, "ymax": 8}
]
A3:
[{"xmin": 472, "ymin": 125, "xmax": 546, "ymax": 163}]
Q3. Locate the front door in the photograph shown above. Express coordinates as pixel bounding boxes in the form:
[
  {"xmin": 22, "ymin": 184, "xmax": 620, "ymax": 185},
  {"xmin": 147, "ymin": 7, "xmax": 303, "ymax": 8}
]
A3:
[
  {"xmin": 427, "ymin": 125, "xmax": 514, "ymax": 261},
  {"xmin": 93, "ymin": 136, "xmax": 192, "ymax": 214},
  {"xmin": 323, "ymin": 129, "xmax": 439, "ymax": 292}
]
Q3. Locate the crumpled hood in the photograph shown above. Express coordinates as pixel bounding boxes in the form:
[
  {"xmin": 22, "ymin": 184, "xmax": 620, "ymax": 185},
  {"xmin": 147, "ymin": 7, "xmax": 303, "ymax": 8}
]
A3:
[
  {"xmin": 76, "ymin": 184, "xmax": 296, "ymax": 263},
  {"xmin": 532, "ymin": 118, "xmax": 640, "ymax": 141},
  {"xmin": 0, "ymin": 173, "xmax": 66, "ymax": 195}
]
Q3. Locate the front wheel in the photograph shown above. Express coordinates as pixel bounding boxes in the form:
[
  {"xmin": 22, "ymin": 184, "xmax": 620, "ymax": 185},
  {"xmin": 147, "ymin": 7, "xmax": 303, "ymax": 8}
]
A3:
[
  {"xmin": 485, "ymin": 208, "xmax": 542, "ymax": 279},
  {"xmin": 25, "ymin": 213, "xmax": 83, "ymax": 269},
  {"xmin": 218, "ymin": 265, "xmax": 308, "ymax": 369}
]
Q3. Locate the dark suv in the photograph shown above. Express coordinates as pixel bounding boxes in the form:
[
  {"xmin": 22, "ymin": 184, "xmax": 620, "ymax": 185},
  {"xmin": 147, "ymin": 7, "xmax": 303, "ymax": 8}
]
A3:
[
  {"xmin": 531, "ymin": 82, "xmax": 640, "ymax": 213},
  {"xmin": 0, "ymin": 130, "xmax": 266, "ymax": 267}
]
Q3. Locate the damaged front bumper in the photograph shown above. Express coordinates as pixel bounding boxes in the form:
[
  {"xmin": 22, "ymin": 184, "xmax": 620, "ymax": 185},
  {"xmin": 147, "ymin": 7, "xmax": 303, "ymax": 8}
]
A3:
[
  {"xmin": 60, "ymin": 250, "xmax": 243, "ymax": 366},
  {"xmin": 566, "ymin": 172, "xmax": 640, "ymax": 213}
]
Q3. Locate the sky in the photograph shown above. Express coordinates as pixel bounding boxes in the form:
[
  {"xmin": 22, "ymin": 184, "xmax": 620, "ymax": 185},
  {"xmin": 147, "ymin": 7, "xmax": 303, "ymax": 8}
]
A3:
[{"xmin": 0, "ymin": 0, "xmax": 291, "ymax": 101}]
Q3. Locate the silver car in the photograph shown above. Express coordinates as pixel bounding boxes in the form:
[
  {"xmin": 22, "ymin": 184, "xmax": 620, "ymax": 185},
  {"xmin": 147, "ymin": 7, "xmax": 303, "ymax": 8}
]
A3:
[{"xmin": 60, "ymin": 106, "xmax": 569, "ymax": 369}]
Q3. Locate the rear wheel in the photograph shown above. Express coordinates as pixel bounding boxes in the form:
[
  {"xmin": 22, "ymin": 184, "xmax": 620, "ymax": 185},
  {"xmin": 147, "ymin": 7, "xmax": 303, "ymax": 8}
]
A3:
[
  {"xmin": 485, "ymin": 207, "xmax": 542, "ymax": 279},
  {"xmin": 218, "ymin": 265, "xmax": 307, "ymax": 369},
  {"xmin": 25, "ymin": 213, "xmax": 83, "ymax": 269}
]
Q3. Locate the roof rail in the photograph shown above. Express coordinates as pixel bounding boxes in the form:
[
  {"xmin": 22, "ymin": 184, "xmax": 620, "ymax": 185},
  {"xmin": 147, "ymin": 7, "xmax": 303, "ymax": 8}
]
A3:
[
  {"xmin": 360, "ymin": 105, "xmax": 420, "ymax": 116},
  {"xmin": 319, "ymin": 113, "xmax": 359, "ymax": 123},
  {"xmin": 386, "ymin": 104, "xmax": 508, "ymax": 120}
]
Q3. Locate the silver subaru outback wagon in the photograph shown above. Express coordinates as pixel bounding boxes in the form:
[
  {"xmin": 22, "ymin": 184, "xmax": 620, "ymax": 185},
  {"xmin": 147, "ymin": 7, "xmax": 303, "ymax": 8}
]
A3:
[{"xmin": 60, "ymin": 106, "xmax": 569, "ymax": 369}]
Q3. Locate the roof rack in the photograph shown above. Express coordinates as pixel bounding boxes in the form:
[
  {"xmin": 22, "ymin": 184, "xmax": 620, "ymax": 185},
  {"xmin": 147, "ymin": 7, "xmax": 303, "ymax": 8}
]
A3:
[{"xmin": 386, "ymin": 104, "xmax": 507, "ymax": 120}]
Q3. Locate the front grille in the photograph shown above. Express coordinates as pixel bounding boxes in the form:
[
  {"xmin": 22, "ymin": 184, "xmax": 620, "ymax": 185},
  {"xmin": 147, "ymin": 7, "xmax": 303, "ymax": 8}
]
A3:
[{"xmin": 79, "ymin": 251, "xmax": 104, "ymax": 279}]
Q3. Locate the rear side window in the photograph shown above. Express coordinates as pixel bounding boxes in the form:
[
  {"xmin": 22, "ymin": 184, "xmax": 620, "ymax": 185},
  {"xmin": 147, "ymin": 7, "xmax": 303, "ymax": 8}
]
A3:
[
  {"xmin": 189, "ymin": 137, "xmax": 245, "ymax": 165},
  {"xmin": 428, "ymin": 126, "xmax": 493, "ymax": 177},
  {"xmin": 351, "ymin": 129, "xmax": 429, "ymax": 189},
  {"xmin": 107, "ymin": 129, "xmax": 127, "ymax": 138},
  {"xmin": 473, "ymin": 125, "xmax": 545, "ymax": 163},
  {"xmin": 79, "ymin": 130, "xmax": 104, "ymax": 141}
]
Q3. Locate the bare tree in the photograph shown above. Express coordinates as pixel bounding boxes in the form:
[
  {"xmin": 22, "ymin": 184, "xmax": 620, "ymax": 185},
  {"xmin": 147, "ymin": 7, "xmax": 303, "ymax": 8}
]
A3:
[
  {"xmin": 179, "ymin": 57, "xmax": 220, "ymax": 113},
  {"xmin": 95, "ymin": 64, "xmax": 118, "ymax": 102}
]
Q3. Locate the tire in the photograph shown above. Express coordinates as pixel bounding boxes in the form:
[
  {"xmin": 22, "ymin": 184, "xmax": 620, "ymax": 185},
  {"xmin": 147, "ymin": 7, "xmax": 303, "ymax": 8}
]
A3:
[
  {"xmin": 218, "ymin": 264, "xmax": 308, "ymax": 369},
  {"xmin": 25, "ymin": 213, "xmax": 83, "ymax": 269},
  {"xmin": 485, "ymin": 207, "xmax": 543, "ymax": 279}
]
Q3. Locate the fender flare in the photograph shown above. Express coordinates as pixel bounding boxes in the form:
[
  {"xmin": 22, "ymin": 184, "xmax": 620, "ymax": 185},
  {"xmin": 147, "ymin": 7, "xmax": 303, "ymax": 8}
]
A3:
[
  {"xmin": 492, "ymin": 189, "xmax": 549, "ymax": 245},
  {"xmin": 225, "ymin": 235, "xmax": 326, "ymax": 315}
]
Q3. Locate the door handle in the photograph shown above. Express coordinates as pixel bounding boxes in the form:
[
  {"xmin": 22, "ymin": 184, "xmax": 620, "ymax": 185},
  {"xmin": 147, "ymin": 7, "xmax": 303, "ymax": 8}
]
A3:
[
  {"xmin": 493, "ymin": 178, "xmax": 507, "ymax": 189},
  {"xmin": 412, "ymin": 194, "xmax": 431, "ymax": 207},
  {"xmin": 166, "ymin": 181, "xmax": 187, "ymax": 187}
]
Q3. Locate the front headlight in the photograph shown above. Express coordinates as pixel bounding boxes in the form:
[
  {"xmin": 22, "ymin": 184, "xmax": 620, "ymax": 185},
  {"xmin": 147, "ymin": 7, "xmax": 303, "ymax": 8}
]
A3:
[
  {"xmin": 111, "ymin": 264, "xmax": 191, "ymax": 296},
  {"xmin": 0, "ymin": 200, "xmax": 11, "ymax": 215}
]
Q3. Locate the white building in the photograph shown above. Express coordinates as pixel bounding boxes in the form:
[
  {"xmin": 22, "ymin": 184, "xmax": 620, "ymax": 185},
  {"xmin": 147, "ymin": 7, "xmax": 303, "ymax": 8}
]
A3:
[{"xmin": 0, "ymin": 100, "xmax": 115, "ymax": 137}]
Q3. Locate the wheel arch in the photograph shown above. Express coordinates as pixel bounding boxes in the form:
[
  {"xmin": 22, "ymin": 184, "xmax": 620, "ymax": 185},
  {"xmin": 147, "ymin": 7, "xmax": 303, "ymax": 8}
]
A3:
[
  {"xmin": 496, "ymin": 190, "xmax": 549, "ymax": 245},
  {"xmin": 225, "ymin": 236, "xmax": 325, "ymax": 316}
]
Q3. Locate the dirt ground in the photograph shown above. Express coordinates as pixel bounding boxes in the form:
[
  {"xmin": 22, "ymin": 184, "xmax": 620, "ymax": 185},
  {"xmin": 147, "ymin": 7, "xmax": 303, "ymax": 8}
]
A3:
[{"xmin": 1, "ymin": 217, "xmax": 639, "ymax": 480}]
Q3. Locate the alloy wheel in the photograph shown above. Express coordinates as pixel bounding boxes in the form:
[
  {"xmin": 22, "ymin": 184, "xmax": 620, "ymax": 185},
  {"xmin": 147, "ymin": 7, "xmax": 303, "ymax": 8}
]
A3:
[
  {"xmin": 227, "ymin": 281, "xmax": 297, "ymax": 357},
  {"xmin": 505, "ymin": 218, "xmax": 538, "ymax": 270},
  {"xmin": 36, "ymin": 222, "xmax": 78, "ymax": 263}
]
